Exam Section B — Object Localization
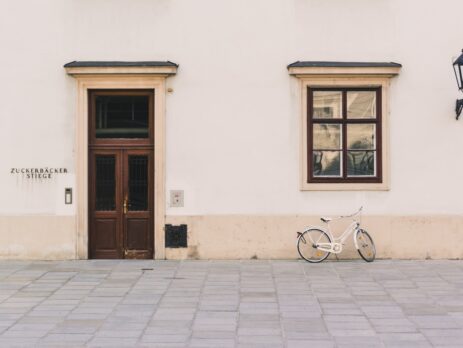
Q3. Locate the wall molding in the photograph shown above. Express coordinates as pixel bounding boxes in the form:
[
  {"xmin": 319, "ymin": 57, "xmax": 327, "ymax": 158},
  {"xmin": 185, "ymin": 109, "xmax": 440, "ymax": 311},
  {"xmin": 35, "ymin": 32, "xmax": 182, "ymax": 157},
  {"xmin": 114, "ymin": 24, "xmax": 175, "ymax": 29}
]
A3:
[{"xmin": 66, "ymin": 73, "xmax": 174, "ymax": 260}]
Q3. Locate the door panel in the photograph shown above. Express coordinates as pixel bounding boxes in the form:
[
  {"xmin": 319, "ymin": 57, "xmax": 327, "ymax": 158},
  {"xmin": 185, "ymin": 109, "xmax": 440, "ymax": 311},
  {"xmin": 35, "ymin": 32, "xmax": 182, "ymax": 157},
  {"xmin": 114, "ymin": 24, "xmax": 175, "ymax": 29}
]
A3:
[
  {"xmin": 89, "ymin": 151, "xmax": 122, "ymax": 259},
  {"xmin": 126, "ymin": 219, "xmax": 149, "ymax": 249},
  {"xmin": 123, "ymin": 151, "xmax": 153, "ymax": 259},
  {"xmin": 94, "ymin": 219, "xmax": 118, "ymax": 249},
  {"xmin": 89, "ymin": 149, "xmax": 153, "ymax": 259}
]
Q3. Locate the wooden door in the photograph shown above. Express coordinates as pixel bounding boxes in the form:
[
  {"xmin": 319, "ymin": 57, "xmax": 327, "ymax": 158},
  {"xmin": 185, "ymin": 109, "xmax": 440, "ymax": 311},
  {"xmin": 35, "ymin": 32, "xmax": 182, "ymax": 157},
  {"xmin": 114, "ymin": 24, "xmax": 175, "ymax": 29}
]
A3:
[
  {"xmin": 88, "ymin": 90, "xmax": 154, "ymax": 259},
  {"xmin": 122, "ymin": 150, "xmax": 153, "ymax": 259},
  {"xmin": 89, "ymin": 149, "xmax": 153, "ymax": 259},
  {"xmin": 89, "ymin": 149, "xmax": 122, "ymax": 259}
]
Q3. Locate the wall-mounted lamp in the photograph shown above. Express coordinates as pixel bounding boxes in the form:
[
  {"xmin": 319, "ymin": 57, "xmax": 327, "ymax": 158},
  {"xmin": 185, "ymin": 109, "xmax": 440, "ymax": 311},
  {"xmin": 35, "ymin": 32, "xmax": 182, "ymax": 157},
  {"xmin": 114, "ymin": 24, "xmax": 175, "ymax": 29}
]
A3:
[{"xmin": 452, "ymin": 50, "xmax": 463, "ymax": 120}]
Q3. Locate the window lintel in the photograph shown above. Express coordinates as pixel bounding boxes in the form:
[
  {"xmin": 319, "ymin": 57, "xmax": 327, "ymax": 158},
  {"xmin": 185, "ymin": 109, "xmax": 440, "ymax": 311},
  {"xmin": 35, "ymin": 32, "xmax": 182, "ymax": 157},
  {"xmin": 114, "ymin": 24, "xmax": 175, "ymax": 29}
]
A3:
[
  {"xmin": 288, "ymin": 61, "xmax": 401, "ymax": 77},
  {"xmin": 64, "ymin": 61, "xmax": 179, "ymax": 76}
]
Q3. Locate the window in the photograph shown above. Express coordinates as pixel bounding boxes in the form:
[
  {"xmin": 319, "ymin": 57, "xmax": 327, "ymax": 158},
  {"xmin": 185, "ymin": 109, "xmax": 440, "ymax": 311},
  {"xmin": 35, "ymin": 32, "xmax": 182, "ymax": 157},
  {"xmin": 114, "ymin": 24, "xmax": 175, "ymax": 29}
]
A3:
[
  {"xmin": 88, "ymin": 90, "xmax": 154, "ymax": 146},
  {"xmin": 95, "ymin": 95, "xmax": 150, "ymax": 139},
  {"xmin": 308, "ymin": 88, "xmax": 381, "ymax": 183},
  {"xmin": 287, "ymin": 61, "xmax": 401, "ymax": 190}
]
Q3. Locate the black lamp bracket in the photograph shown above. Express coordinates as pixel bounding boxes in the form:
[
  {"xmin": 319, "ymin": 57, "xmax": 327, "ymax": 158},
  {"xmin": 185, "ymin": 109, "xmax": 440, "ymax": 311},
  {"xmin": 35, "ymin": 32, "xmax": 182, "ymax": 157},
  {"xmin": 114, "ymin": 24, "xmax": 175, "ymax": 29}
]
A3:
[{"xmin": 457, "ymin": 99, "xmax": 463, "ymax": 120}]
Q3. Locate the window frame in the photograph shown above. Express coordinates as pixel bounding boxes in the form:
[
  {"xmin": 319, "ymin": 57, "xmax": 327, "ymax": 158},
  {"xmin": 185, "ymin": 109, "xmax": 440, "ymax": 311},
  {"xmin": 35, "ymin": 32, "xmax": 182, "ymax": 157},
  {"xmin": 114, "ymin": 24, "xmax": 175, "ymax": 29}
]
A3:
[
  {"xmin": 307, "ymin": 87, "xmax": 382, "ymax": 184},
  {"xmin": 293, "ymin": 76, "xmax": 395, "ymax": 191},
  {"xmin": 88, "ymin": 89, "xmax": 155, "ymax": 147}
]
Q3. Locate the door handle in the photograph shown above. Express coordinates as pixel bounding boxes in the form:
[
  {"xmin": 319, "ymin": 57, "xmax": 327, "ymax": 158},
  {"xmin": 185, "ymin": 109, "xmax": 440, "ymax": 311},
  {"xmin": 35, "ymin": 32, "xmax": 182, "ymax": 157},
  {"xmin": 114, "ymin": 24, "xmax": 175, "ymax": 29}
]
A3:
[{"xmin": 123, "ymin": 195, "xmax": 128, "ymax": 214}]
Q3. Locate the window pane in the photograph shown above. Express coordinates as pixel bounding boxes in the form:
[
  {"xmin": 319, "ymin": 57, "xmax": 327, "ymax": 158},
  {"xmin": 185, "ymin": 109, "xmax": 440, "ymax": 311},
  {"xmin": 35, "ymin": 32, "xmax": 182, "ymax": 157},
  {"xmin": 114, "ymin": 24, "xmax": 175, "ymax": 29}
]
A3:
[
  {"xmin": 313, "ymin": 91, "xmax": 342, "ymax": 119},
  {"xmin": 96, "ymin": 96, "xmax": 149, "ymax": 138},
  {"xmin": 313, "ymin": 151, "xmax": 342, "ymax": 177},
  {"xmin": 95, "ymin": 156, "xmax": 116, "ymax": 211},
  {"xmin": 129, "ymin": 156, "xmax": 148, "ymax": 211},
  {"xmin": 347, "ymin": 124, "xmax": 376, "ymax": 150},
  {"xmin": 347, "ymin": 91, "xmax": 376, "ymax": 119},
  {"xmin": 347, "ymin": 151, "xmax": 376, "ymax": 177},
  {"xmin": 313, "ymin": 124, "xmax": 342, "ymax": 150}
]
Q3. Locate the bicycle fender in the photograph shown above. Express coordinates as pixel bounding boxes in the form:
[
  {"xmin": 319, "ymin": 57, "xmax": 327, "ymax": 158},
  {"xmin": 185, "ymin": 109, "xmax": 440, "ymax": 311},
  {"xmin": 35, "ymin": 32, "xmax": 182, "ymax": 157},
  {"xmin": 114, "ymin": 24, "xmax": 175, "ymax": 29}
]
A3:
[{"xmin": 353, "ymin": 228, "xmax": 361, "ymax": 250}]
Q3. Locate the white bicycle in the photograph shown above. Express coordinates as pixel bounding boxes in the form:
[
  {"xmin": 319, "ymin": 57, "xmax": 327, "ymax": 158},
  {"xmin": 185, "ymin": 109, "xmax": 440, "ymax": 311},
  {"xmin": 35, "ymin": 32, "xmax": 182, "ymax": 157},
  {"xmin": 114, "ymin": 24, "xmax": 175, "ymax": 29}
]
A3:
[{"xmin": 296, "ymin": 207, "xmax": 375, "ymax": 263}]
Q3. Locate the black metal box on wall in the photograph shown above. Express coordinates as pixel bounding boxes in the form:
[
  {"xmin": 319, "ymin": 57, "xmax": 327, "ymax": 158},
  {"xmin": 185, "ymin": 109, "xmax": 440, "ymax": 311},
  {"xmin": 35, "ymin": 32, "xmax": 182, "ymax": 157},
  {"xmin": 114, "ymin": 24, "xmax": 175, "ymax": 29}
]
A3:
[{"xmin": 165, "ymin": 224, "xmax": 188, "ymax": 248}]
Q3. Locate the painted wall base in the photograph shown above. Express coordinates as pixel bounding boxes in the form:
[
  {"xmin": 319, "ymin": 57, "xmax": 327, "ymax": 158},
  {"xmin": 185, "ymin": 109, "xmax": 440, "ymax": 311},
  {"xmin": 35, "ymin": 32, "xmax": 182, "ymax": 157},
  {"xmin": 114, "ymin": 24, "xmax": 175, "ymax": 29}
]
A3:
[
  {"xmin": 0, "ymin": 216, "xmax": 76, "ymax": 260},
  {"xmin": 166, "ymin": 215, "xmax": 463, "ymax": 260},
  {"xmin": 0, "ymin": 215, "xmax": 461, "ymax": 260}
]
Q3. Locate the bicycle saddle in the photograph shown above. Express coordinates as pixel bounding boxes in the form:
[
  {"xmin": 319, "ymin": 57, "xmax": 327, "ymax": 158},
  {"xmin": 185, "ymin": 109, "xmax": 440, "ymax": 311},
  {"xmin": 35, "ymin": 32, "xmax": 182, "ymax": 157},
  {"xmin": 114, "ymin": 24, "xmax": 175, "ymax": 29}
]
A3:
[{"xmin": 320, "ymin": 217, "xmax": 332, "ymax": 223}]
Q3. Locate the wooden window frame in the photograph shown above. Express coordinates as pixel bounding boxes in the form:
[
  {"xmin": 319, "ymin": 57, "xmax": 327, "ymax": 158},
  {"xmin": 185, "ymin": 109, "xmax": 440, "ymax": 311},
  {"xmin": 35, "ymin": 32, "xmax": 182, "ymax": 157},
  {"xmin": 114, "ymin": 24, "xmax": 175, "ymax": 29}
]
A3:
[
  {"xmin": 88, "ymin": 89, "xmax": 155, "ymax": 148},
  {"xmin": 291, "ymin": 75, "xmax": 397, "ymax": 191},
  {"xmin": 288, "ymin": 64, "xmax": 400, "ymax": 191},
  {"xmin": 307, "ymin": 87, "xmax": 382, "ymax": 184}
]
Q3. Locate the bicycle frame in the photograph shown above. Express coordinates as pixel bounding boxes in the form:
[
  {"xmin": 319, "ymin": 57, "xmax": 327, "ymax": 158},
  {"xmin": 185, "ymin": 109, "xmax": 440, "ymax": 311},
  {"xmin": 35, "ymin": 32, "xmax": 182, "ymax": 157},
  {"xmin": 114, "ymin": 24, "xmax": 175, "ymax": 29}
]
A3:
[
  {"xmin": 315, "ymin": 221, "xmax": 360, "ymax": 254},
  {"xmin": 301, "ymin": 207, "xmax": 363, "ymax": 254}
]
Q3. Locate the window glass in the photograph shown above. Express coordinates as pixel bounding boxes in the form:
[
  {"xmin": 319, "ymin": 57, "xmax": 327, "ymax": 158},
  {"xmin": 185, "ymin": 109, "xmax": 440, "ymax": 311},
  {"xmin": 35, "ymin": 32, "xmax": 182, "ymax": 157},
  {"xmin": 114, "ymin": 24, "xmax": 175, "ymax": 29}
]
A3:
[
  {"xmin": 313, "ymin": 91, "xmax": 342, "ymax": 119},
  {"xmin": 95, "ymin": 96, "xmax": 149, "ymax": 138},
  {"xmin": 347, "ymin": 151, "xmax": 376, "ymax": 177},
  {"xmin": 128, "ymin": 156, "xmax": 148, "ymax": 211},
  {"xmin": 347, "ymin": 124, "xmax": 376, "ymax": 150},
  {"xmin": 95, "ymin": 156, "xmax": 116, "ymax": 211},
  {"xmin": 309, "ymin": 88, "xmax": 380, "ymax": 182},
  {"xmin": 347, "ymin": 91, "xmax": 376, "ymax": 119},
  {"xmin": 313, "ymin": 124, "xmax": 342, "ymax": 150},
  {"xmin": 313, "ymin": 151, "xmax": 342, "ymax": 177}
]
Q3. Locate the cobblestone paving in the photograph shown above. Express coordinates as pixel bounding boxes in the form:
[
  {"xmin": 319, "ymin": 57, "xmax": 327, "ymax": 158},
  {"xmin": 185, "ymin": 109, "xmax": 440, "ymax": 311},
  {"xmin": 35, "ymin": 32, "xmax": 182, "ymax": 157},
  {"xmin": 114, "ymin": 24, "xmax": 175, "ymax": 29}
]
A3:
[{"xmin": 0, "ymin": 260, "xmax": 462, "ymax": 347}]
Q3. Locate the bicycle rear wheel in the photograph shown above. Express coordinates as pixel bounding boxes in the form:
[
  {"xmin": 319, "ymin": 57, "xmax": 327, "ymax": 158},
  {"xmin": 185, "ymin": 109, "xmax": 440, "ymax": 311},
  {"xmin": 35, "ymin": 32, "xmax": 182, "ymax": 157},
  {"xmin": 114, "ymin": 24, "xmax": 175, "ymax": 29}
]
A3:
[
  {"xmin": 355, "ymin": 229, "xmax": 376, "ymax": 262},
  {"xmin": 297, "ymin": 229, "xmax": 331, "ymax": 263}
]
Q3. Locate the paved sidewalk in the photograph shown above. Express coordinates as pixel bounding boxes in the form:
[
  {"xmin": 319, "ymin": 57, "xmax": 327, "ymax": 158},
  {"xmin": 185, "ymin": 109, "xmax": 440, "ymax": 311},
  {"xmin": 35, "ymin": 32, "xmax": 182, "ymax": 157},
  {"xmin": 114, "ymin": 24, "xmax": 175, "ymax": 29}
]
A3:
[{"xmin": 0, "ymin": 260, "xmax": 462, "ymax": 347}]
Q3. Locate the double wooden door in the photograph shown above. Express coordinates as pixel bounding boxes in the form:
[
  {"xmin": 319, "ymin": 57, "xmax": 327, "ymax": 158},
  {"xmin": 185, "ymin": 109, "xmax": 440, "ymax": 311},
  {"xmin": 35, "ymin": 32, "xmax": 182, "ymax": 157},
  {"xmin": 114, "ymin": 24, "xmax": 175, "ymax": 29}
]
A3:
[
  {"xmin": 88, "ymin": 89, "xmax": 154, "ymax": 259},
  {"xmin": 89, "ymin": 148, "xmax": 153, "ymax": 259}
]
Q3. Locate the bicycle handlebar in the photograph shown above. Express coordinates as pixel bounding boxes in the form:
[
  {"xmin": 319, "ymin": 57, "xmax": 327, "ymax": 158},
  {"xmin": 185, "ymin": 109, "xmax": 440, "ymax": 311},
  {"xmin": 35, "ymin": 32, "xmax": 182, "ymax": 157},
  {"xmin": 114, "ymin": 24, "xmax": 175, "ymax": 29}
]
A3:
[
  {"xmin": 331, "ymin": 206, "xmax": 363, "ymax": 220},
  {"xmin": 344, "ymin": 206, "xmax": 363, "ymax": 218}
]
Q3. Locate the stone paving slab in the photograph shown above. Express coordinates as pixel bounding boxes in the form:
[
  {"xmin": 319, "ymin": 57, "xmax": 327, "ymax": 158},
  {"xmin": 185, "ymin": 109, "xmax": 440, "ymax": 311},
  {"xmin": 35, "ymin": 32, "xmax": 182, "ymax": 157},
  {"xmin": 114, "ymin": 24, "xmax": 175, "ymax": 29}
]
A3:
[{"xmin": 0, "ymin": 260, "xmax": 462, "ymax": 347}]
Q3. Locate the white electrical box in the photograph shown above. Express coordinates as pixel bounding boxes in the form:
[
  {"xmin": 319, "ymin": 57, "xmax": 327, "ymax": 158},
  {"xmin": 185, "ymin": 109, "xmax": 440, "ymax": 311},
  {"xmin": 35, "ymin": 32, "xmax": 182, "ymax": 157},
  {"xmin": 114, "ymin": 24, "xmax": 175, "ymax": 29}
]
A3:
[{"xmin": 170, "ymin": 190, "xmax": 184, "ymax": 207}]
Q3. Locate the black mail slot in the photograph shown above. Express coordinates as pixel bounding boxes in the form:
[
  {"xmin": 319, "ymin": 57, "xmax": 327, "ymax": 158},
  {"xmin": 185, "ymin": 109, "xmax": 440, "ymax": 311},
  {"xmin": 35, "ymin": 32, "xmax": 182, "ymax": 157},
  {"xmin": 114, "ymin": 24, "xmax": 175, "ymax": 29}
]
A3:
[{"xmin": 165, "ymin": 224, "xmax": 188, "ymax": 248}]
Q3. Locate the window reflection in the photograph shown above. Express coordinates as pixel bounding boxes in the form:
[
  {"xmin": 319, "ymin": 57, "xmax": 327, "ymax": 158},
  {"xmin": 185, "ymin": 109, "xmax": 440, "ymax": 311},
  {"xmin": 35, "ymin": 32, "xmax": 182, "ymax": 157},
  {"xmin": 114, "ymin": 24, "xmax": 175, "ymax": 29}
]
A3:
[
  {"xmin": 347, "ymin": 91, "xmax": 376, "ymax": 119},
  {"xmin": 313, "ymin": 91, "xmax": 342, "ymax": 119}
]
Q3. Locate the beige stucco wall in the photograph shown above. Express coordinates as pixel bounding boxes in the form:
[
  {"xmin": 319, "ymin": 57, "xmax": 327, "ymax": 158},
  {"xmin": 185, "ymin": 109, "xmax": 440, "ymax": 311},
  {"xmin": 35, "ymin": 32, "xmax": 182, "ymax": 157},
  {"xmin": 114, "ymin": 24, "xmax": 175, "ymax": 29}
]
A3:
[
  {"xmin": 0, "ymin": 214, "xmax": 462, "ymax": 260},
  {"xmin": 0, "ymin": 216, "xmax": 76, "ymax": 260},
  {"xmin": 165, "ymin": 215, "xmax": 463, "ymax": 260}
]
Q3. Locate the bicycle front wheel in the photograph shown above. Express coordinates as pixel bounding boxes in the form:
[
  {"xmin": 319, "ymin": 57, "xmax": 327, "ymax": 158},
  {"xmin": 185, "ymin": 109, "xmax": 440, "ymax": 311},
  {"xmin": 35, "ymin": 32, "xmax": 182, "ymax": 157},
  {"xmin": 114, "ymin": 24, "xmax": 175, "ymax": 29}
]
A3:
[
  {"xmin": 297, "ymin": 228, "xmax": 331, "ymax": 263},
  {"xmin": 355, "ymin": 229, "xmax": 376, "ymax": 262}
]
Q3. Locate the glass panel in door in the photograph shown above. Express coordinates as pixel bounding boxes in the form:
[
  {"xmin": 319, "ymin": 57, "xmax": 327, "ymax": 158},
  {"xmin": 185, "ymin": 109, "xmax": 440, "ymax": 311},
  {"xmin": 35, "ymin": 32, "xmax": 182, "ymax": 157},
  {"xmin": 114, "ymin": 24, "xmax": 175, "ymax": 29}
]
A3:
[
  {"xmin": 128, "ymin": 156, "xmax": 149, "ymax": 211},
  {"xmin": 95, "ymin": 155, "xmax": 116, "ymax": 211}
]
